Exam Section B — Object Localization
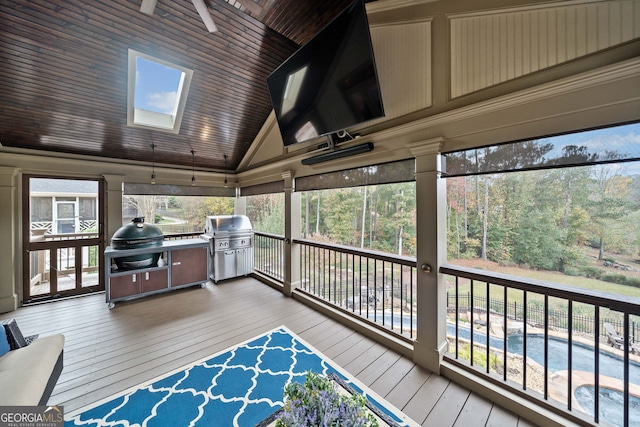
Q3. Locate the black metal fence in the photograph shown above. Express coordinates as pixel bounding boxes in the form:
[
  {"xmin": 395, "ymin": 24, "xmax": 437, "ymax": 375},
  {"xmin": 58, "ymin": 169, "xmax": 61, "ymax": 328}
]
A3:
[
  {"xmin": 296, "ymin": 238, "xmax": 417, "ymax": 339},
  {"xmin": 441, "ymin": 263, "xmax": 640, "ymax": 427},
  {"xmin": 447, "ymin": 292, "xmax": 639, "ymax": 342}
]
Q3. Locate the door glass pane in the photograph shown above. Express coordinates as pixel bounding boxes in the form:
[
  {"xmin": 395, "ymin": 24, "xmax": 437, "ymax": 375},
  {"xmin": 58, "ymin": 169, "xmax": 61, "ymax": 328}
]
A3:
[
  {"xmin": 57, "ymin": 247, "xmax": 76, "ymax": 291},
  {"xmin": 82, "ymin": 245, "xmax": 100, "ymax": 288},
  {"xmin": 29, "ymin": 249, "xmax": 50, "ymax": 296}
]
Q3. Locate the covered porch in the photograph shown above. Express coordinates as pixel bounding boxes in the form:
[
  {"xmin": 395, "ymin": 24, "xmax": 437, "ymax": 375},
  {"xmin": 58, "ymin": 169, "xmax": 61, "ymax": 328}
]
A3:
[{"xmin": 0, "ymin": 276, "xmax": 535, "ymax": 426}]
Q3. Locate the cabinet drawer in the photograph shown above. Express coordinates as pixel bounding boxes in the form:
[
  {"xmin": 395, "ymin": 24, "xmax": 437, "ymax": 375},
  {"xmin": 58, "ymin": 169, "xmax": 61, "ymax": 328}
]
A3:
[
  {"xmin": 141, "ymin": 269, "xmax": 169, "ymax": 293},
  {"xmin": 109, "ymin": 274, "xmax": 140, "ymax": 299}
]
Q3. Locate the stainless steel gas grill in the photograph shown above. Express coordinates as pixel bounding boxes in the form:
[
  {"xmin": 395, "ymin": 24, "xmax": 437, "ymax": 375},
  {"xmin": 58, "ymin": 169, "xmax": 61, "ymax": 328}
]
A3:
[{"xmin": 202, "ymin": 215, "xmax": 254, "ymax": 283}]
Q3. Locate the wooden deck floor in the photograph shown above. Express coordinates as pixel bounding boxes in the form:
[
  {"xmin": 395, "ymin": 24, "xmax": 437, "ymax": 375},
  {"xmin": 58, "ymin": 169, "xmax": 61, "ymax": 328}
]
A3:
[{"xmin": 1, "ymin": 277, "xmax": 537, "ymax": 426}]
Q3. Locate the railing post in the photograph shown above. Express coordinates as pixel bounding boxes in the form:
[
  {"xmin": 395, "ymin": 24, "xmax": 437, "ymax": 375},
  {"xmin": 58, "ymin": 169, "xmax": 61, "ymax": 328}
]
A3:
[
  {"xmin": 408, "ymin": 138, "xmax": 448, "ymax": 374},
  {"xmin": 282, "ymin": 171, "xmax": 300, "ymax": 296}
]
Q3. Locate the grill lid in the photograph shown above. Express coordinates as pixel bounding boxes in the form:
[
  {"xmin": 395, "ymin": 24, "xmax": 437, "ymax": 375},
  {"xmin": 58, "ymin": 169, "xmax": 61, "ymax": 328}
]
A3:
[
  {"xmin": 111, "ymin": 217, "xmax": 163, "ymax": 247},
  {"xmin": 204, "ymin": 215, "xmax": 252, "ymax": 235}
]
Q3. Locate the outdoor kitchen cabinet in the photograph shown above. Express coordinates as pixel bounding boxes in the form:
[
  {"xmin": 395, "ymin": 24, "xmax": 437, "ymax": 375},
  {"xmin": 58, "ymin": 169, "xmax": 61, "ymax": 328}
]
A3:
[
  {"xmin": 105, "ymin": 239, "xmax": 209, "ymax": 308},
  {"xmin": 109, "ymin": 268, "xmax": 169, "ymax": 299},
  {"xmin": 170, "ymin": 246, "xmax": 208, "ymax": 287}
]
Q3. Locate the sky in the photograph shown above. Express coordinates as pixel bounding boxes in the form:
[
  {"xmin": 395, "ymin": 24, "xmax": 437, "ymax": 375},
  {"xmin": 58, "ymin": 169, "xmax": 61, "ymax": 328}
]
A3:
[
  {"xmin": 545, "ymin": 122, "xmax": 640, "ymax": 176},
  {"xmin": 134, "ymin": 57, "xmax": 182, "ymax": 114}
]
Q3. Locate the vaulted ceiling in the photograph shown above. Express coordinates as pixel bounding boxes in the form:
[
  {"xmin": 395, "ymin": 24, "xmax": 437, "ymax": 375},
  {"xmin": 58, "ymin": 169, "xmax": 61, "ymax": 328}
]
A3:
[{"xmin": 0, "ymin": 0, "xmax": 361, "ymax": 172}]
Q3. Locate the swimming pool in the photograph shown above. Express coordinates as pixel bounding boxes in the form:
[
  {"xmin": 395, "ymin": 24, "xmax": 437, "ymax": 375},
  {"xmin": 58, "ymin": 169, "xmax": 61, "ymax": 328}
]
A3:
[
  {"xmin": 446, "ymin": 323, "xmax": 640, "ymax": 427},
  {"xmin": 574, "ymin": 385, "xmax": 640, "ymax": 427},
  {"xmin": 506, "ymin": 333, "xmax": 640, "ymax": 385}
]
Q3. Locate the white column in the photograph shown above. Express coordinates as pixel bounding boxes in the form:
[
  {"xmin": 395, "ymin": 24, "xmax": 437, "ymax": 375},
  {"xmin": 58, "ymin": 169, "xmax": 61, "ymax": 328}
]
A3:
[
  {"xmin": 0, "ymin": 167, "xmax": 19, "ymax": 313},
  {"xmin": 408, "ymin": 138, "xmax": 448, "ymax": 374},
  {"xmin": 102, "ymin": 175, "xmax": 125, "ymax": 242},
  {"xmin": 234, "ymin": 187, "xmax": 247, "ymax": 216},
  {"xmin": 283, "ymin": 171, "xmax": 301, "ymax": 296}
]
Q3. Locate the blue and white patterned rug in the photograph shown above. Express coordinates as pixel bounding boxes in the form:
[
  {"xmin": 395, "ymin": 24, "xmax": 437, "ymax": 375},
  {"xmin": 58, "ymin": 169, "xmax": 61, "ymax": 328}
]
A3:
[{"xmin": 65, "ymin": 326, "xmax": 417, "ymax": 426}]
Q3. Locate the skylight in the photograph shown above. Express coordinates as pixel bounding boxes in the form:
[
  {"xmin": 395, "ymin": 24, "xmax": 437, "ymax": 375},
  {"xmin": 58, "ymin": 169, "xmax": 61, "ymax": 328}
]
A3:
[{"xmin": 127, "ymin": 49, "xmax": 193, "ymax": 133}]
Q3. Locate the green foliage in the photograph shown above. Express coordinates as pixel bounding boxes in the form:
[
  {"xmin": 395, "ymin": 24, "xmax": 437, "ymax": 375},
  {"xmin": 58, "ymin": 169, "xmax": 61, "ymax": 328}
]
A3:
[
  {"xmin": 247, "ymin": 194, "xmax": 285, "ymax": 235},
  {"xmin": 447, "ymin": 163, "xmax": 640, "ymax": 295},
  {"xmin": 301, "ymin": 183, "xmax": 416, "ymax": 256},
  {"xmin": 601, "ymin": 273, "xmax": 640, "ymax": 288},
  {"xmin": 579, "ymin": 266, "xmax": 604, "ymax": 279}
]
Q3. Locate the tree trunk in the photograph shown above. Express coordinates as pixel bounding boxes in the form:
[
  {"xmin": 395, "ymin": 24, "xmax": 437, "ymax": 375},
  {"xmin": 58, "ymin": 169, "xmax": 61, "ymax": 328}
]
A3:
[
  {"xmin": 360, "ymin": 186, "xmax": 367, "ymax": 249},
  {"xmin": 315, "ymin": 191, "xmax": 320, "ymax": 235},
  {"xmin": 598, "ymin": 237, "xmax": 605, "ymax": 260},
  {"xmin": 481, "ymin": 178, "xmax": 489, "ymax": 260}
]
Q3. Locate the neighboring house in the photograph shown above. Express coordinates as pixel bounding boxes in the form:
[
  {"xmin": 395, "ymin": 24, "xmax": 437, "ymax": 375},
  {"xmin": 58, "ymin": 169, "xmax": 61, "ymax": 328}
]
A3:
[{"xmin": 30, "ymin": 179, "xmax": 98, "ymax": 235}]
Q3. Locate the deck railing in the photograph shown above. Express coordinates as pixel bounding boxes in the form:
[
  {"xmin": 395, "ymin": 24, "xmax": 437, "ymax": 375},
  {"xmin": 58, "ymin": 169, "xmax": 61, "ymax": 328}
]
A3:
[
  {"xmin": 441, "ymin": 263, "xmax": 640, "ymax": 427},
  {"xmin": 295, "ymin": 238, "xmax": 417, "ymax": 339},
  {"xmin": 253, "ymin": 232, "xmax": 285, "ymax": 282}
]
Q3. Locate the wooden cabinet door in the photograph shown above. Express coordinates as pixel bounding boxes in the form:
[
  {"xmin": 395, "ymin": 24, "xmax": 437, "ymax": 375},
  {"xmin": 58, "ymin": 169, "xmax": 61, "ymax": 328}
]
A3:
[
  {"xmin": 109, "ymin": 273, "xmax": 140, "ymax": 299},
  {"xmin": 141, "ymin": 269, "xmax": 169, "ymax": 294},
  {"xmin": 170, "ymin": 246, "xmax": 208, "ymax": 287}
]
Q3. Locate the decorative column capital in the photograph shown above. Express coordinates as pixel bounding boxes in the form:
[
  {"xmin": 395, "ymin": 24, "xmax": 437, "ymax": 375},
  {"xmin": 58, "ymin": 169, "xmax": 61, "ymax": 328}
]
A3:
[
  {"xmin": 406, "ymin": 137, "xmax": 445, "ymax": 158},
  {"xmin": 0, "ymin": 167, "xmax": 19, "ymax": 187}
]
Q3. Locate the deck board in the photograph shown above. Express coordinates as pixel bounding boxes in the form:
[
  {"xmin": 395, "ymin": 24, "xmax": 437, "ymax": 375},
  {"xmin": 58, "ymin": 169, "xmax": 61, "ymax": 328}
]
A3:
[{"xmin": 0, "ymin": 277, "xmax": 534, "ymax": 425}]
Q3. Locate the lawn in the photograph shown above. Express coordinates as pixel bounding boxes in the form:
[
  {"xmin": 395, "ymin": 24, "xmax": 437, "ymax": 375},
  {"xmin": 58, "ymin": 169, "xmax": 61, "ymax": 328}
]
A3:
[{"xmin": 445, "ymin": 256, "xmax": 640, "ymax": 322}]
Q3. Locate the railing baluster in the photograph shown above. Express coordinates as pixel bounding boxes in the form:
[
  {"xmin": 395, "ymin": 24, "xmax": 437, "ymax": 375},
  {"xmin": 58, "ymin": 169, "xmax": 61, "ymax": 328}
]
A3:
[
  {"xmin": 594, "ymin": 306, "xmax": 600, "ymax": 424},
  {"xmin": 486, "ymin": 281, "xmax": 490, "ymax": 374},
  {"xmin": 523, "ymin": 290, "xmax": 528, "ymax": 391},
  {"xmin": 544, "ymin": 294, "xmax": 549, "ymax": 400},
  {"xmin": 470, "ymin": 279, "xmax": 474, "ymax": 367},
  {"xmin": 455, "ymin": 276, "xmax": 459, "ymax": 358},
  {"xmin": 567, "ymin": 299, "xmax": 573, "ymax": 411},
  {"xmin": 624, "ymin": 312, "xmax": 630, "ymax": 427},
  {"xmin": 503, "ymin": 285, "xmax": 507, "ymax": 382}
]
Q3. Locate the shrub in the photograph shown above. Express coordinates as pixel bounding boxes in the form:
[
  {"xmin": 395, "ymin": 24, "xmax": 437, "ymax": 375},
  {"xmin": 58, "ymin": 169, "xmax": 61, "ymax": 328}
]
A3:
[
  {"xmin": 601, "ymin": 273, "xmax": 628, "ymax": 286},
  {"xmin": 580, "ymin": 266, "xmax": 604, "ymax": 280},
  {"xmin": 625, "ymin": 277, "xmax": 640, "ymax": 288},
  {"xmin": 604, "ymin": 257, "xmax": 616, "ymax": 264}
]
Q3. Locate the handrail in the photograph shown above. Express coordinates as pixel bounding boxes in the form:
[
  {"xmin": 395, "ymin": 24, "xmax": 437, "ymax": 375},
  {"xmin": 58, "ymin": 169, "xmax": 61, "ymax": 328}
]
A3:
[
  {"xmin": 440, "ymin": 263, "xmax": 640, "ymax": 315},
  {"xmin": 294, "ymin": 237, "xmax": 416, "ymax": 267},
  {"xmin": 441, "ymin": 262, "xmax": 639, "ymax": 427},
  {"xmin": 255, "ymin": 231, "xmax": 285, "ymax": 241}
]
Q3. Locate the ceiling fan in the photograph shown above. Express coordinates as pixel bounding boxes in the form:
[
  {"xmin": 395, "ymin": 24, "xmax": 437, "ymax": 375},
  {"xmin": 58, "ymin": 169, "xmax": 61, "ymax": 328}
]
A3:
[{"xmin": 140, "ymin": 0, "xmax": 218, "ymax": 33}]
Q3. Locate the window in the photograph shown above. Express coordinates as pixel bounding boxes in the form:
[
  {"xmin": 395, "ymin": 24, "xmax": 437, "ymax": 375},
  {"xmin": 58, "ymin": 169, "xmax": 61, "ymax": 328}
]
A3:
[
  {"xmin": 127, "ymin": 49, "xmax": 193, "ymax": 133},
  {"xmin": 123, "ymin": 195, "xmax": 234, "ymax": 234},
  {"xmin": 445, "ymin": 123, "xmax": 640, "ymax": 296}
]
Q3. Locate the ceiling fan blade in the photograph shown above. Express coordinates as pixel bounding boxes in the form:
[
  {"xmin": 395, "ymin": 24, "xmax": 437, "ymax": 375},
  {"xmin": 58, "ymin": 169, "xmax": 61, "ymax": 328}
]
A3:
[
  {"xmin": 140, "ymin": 0, "xmax": 157, "ymax": 15},
  {"xmin": 191, "ymin": 0, "xmax": 218, "ymax": 33}
]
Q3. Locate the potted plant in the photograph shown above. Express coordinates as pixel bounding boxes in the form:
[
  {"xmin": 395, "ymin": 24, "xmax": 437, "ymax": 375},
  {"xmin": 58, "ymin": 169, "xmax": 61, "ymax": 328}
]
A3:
[{"xmin": 274, "ymin": 371, "xmax": 379, "ymax": 427}]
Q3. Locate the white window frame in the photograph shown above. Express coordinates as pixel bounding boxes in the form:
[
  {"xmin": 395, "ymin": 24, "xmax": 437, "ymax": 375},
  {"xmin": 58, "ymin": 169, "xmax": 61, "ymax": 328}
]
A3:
[{"xmin": 127, "ymin": 49, "xmax": 194, "ymax": 134}]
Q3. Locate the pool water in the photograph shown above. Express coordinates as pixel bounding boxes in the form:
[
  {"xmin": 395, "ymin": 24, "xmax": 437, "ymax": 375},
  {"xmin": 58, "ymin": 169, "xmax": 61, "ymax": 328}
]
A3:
[
  {"xmin": 574, "ymin": 386, "xmax": 640, "ymax": 427},
  {"xmin": 447, "ymin": 324, "xmax": 640, "ymax": 427},
  {"xmin": 506, "ymin": 334, "xmax": 640, "ymax": 385}
]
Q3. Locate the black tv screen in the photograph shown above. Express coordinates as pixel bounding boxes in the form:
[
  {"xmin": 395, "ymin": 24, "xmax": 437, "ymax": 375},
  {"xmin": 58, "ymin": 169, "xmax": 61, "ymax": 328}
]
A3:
[{"xmin": 267, "ymin": 0, "xmax": 384, "ymax": 147}]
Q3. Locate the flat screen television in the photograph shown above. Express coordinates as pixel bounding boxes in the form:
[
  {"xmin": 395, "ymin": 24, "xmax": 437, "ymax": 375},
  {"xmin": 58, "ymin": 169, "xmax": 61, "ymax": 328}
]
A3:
[{"xmin": 266, "ymin": 0, "xmax": 384, "ymax": 147}]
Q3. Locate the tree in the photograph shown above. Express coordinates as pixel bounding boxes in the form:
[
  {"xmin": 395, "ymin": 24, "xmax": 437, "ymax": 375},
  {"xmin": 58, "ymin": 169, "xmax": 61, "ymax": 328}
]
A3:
[{"xmin": 587, "ymin": 165, "xmax": 631, "ymax": 260}]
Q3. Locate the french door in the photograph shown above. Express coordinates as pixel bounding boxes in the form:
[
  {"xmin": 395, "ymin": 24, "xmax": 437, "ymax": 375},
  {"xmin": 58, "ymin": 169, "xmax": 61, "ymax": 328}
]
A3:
[{"xmin": 22, "ymin": 176, "xmax": 105, "ymax": 303}]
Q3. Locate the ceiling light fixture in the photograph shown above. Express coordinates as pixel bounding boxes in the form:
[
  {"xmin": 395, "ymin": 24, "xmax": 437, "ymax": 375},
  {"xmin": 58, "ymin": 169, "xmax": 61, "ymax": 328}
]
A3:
[
  {"xmin": 150, "ymin": 142, "xmax": 156, "ymax": 184},
  {"xmin": 223, "ymin": 154, "xmax": 228, "ymax": 188},
  {"xmin": 191, "ymin": 149, "xmax": 196, "ymax": 186}
]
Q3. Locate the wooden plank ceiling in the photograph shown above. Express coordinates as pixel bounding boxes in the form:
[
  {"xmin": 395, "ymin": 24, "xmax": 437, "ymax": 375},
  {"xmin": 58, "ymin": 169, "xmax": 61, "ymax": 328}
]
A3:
[{"xmin": 0, "ymin": 0, "xmax": 358, "ymax": 171}]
